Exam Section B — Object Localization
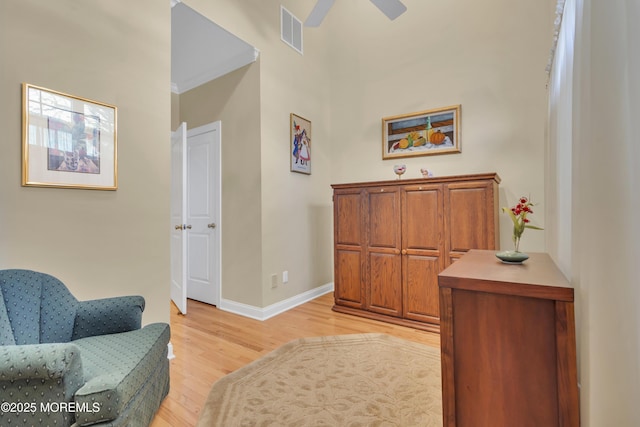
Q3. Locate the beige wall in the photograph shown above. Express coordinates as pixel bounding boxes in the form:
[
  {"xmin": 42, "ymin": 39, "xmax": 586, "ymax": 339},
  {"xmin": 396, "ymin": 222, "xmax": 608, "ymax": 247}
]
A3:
[
  {"xmin": 0, "ymin": 0, "xmax": 171, "ymax": 324},
  {"xmin": 326, "ymin": 0, "xmax": 555, "ymax": 252},
  {"xmin": 255, "ymin": 3, "xmax": 334, "ymax": 306},
  {"xmin": 548, "ymin": 0, "xmax": 640, "ymax": 424}
]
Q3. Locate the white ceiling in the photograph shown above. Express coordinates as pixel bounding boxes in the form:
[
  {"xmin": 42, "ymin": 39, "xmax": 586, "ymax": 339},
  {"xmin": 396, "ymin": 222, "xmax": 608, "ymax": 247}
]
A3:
[{"xmin": 171, "ymin": 2, "xmax": 259, "ymax": 94}]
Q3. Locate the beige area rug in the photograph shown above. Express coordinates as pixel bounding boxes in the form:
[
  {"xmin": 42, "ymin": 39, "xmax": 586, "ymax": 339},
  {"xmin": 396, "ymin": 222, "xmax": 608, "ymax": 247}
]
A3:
[{"xmin": 196, "ymin": 333, "xmax": 442, "ymax": 426}]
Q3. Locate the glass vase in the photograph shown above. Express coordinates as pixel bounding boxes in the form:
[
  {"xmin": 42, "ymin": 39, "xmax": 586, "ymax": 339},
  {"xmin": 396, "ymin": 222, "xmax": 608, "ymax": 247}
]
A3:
[{"xmin": 495, "ymin": 234, "xmax": 529, "ymax": 264}]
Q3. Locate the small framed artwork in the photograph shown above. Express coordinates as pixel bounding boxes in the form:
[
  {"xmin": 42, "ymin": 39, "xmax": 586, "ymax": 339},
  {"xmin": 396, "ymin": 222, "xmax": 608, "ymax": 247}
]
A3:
[
  {"xmin": 382, "ymin": 105, "xmax": 461, "ymax": 160},
  {"xmin": 22, "ymin": 83, "xmax": 117, "ymax": 190},
  {"xmin": 290, "ymin": 113, "xmax": 311, "ymax": 175}
]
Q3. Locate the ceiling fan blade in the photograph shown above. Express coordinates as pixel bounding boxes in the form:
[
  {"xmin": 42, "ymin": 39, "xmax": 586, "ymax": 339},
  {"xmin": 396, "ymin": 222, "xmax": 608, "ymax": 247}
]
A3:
[
  {"xmin": 369, "ymin": 0, "xmax": 407, "ymax": 20},
  {"xmin": 304, "ymin": 0, "xmax": 336, "ymax": 27}
]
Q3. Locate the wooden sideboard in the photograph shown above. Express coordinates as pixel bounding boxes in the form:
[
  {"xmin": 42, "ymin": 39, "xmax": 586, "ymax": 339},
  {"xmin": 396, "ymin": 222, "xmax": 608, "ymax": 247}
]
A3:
[
  {"xmin": 331, "ymin": 173, "xmax": 500, "ymax": 332},
  {"xmin": 438, "ymin": 250, "xmax": 580, "ymax": 427}
]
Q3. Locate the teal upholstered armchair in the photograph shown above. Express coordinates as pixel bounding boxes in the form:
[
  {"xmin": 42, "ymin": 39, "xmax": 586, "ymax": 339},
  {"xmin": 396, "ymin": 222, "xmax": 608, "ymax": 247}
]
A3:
[{"xmin": 0, "ymin": 269, "xmax": 170, "ymax": 426}]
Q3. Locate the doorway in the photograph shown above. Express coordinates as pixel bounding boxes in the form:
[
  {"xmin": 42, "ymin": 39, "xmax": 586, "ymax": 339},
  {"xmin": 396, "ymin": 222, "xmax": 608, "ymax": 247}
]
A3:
[
  {"xmin": 170, "ymin": 122, "xmax": 222, "ymax": 313},
  {"xmin": 171, "ymin": 1, "xmax": 258, "ymax": 313}
]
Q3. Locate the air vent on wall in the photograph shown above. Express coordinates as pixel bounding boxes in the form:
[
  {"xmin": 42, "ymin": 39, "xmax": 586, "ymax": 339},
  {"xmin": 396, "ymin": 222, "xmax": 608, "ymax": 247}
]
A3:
[{"xmin": 281, "ymin": 6, "xmax": 303, "ymax": 54}]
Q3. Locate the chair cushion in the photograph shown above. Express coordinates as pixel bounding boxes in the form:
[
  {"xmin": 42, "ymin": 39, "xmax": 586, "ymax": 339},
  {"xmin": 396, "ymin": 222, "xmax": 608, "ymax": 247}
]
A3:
[{"xmin": 72, "ymin": 323, "xmax": 170, "ymax": 426}]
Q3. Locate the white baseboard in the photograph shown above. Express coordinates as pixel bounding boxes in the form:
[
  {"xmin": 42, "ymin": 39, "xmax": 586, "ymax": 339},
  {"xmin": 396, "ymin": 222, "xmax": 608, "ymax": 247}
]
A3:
[{"xmin": 218, "ymin": 282, "xmax": 334, "ymax": 321}]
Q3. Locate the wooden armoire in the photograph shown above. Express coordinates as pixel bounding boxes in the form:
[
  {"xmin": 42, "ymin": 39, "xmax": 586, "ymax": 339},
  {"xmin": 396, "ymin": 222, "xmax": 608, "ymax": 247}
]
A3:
[{"xmin": 331, "ymin": 173, "xmax": 500, "ymax": 332}]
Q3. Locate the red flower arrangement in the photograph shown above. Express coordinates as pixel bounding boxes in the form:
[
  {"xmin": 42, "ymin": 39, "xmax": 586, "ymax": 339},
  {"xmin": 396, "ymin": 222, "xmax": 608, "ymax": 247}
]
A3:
[{"xmin": 502, "ymin": 196, "xmax": 543, "ymax": 252}]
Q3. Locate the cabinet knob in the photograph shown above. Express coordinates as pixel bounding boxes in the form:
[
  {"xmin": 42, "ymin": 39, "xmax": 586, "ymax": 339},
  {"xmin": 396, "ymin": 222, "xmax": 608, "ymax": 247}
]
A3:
[{"xmin": 401, "ymin": 249, "xmax": 407, "ymax": 255}]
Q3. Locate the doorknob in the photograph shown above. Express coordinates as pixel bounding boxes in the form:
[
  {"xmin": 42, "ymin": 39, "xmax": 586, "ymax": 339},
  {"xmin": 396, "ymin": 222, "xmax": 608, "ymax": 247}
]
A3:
[
  {"xmin": 186, "ymin": 225, "xmax": 192, "ymax": 229},
  {"xmin": 208, "ymin": 223, "xmax": 216, "ymax": 229},
  {"xmin": 175, "ymin": 225, "xmax": 184, "ymax": 230}
]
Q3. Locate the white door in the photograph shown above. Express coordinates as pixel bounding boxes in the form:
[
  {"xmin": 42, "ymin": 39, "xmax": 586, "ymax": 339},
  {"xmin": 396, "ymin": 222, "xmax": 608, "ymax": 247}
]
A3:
[
  {"xmin": 185, "ymin": 122, "xmax": 221, "ymax": 306},
  {"xmin": 170, "ymin": 122, "xmax": 188, "ymax": 314}
]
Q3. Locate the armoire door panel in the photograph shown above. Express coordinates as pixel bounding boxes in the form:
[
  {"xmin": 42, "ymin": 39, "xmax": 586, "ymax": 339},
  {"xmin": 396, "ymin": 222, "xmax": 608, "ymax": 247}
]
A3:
[
  {"xmin": 335, "ymin": 249, "xmax": 364, "ymax": 307},
  {"xmin": 403, "ymin": 186, "xmax": 443, "ymax": 251},
  {"xmin": 368, "ymin": 252, "xmax": 402, "ymax": 316},
  {"xmin": 404, "ymin": 254, "xmax": 441, "ymax": 321},
  {"xmin": 447, "ymin": 185, "xmax": 489, "ymax": 252},
  {"xmin": 368, "ymin": 189, "xmax": 400, "ymax": 249},
  {"xmin": 335, "ymin": 192, "xmax": 362, "ymax": 246}
]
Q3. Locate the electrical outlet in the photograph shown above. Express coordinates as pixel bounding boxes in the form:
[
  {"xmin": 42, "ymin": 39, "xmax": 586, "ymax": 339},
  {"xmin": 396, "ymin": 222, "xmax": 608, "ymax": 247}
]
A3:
[
  {"xmin": 271, "ymin": 274, "xmax": 278, "ymax": 288},
  {"xmin": 283, "ymin": 271, "xmax": 289, "ymax": 283}
]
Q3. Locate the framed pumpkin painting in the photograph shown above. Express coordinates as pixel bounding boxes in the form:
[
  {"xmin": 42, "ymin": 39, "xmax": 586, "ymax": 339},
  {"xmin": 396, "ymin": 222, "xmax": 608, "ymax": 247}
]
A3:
[
  {"xmin": 290, "ymin": 113, "xmax": 311, "ymax": 175},
  {"xmin": 382, "ymin": 105, "xmax": 461, "ymax": 160}
]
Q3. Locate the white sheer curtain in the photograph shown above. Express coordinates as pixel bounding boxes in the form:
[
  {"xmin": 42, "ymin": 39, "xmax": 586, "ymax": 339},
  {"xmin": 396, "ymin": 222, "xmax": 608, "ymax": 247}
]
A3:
[{"xmin": 546, "ymin": 0, "xmax": 575, "ymax": 277}]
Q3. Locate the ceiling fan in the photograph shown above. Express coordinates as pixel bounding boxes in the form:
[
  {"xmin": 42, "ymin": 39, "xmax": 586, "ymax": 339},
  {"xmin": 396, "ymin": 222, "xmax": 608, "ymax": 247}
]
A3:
[{"xmin": 304, "ymin": 0, "xmax": 407, "ymax": 27}]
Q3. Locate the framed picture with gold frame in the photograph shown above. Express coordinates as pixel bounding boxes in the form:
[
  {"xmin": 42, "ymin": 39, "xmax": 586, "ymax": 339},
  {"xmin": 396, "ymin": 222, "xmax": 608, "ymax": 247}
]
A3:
[
  {"xmin": 290, "ymin": 113, "xmax": 311, "ymax": 175},
  {"xmin": 382, "ymin": 105, "xmax": 461, "ymax": 160},
  {"xmin": 22, "ymin": 83, "xmax": 117, "ymax": 190}
]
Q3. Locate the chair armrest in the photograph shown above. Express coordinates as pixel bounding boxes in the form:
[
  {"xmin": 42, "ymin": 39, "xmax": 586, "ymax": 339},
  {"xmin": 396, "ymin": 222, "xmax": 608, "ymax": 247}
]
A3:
[
  {"xmin": 0, "ymin": 343, "xmax": 84, "ymax": 397},
  {"xmin": 71, "ymin": 295, "xmax": 145, "ymax": 340},
  {"xmin": 0, "ymin": 343, "xmax": 85, "ymax": 425}
]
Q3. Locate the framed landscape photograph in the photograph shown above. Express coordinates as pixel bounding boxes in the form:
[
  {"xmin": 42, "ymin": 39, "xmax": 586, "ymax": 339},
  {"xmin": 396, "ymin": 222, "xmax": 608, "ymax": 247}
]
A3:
[
  {"xmin": 22, "ymin": 84, "xmax": 117, "ymax": 190},
  {"xmin": 290, "ymin": 113, "xmax": 311, "ymax": 175},
  {"xmin": 382, "ymin": 105, "xmax": 461, "ymax": 160}
]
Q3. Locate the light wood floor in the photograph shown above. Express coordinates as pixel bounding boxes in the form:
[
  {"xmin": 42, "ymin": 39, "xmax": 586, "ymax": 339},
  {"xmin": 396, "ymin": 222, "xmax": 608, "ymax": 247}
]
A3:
[{"xmin": 149, "ymin": 292, "xmax": 440, "ymax": 427}]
